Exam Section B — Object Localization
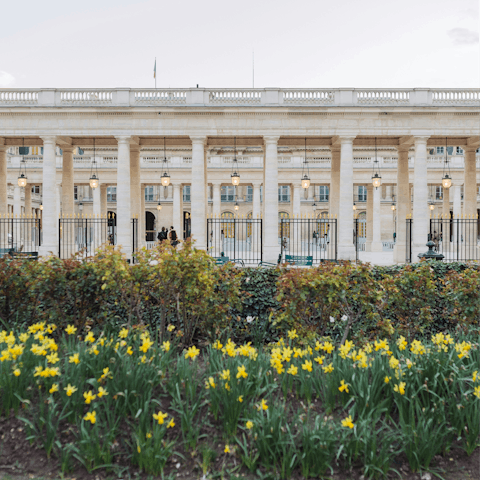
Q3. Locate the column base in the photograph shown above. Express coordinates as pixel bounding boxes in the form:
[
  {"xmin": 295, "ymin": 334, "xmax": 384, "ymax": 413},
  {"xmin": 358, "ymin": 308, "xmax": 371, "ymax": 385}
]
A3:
[
  {"xmin": 393, "ymin": 242, "xmax": 406, "ymax": 263},
  {"xmin": 365, "ymin": 242, "xmax": 382, "ymax": 253},
  {"xmin": 338, "ymin": 243, "xmax": 356, "ymax": 261},
  {"xmin": 38, "ymin": 245, "xmax": 58, "ymax": 257},
  {"xmin": 263, "ymin": 244, "xmax": 281, "ymax": 264}
]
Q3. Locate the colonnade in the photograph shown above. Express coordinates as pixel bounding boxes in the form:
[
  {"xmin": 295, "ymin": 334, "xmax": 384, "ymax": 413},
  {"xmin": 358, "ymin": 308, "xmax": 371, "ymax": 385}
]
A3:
[{"xmin": 0, "ymin": 135, "xmax": 479, "ymax": 262}]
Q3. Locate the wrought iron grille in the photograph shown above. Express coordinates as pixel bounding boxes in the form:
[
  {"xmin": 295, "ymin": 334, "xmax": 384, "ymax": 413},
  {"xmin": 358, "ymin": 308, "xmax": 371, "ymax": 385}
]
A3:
[
  {"xmin": 406, "ymin": 218, "xmax": 413, "ymax": 263},
  {"xmin": 280, "ymin": 215, "xmax": 337, "ymax": 264},
  {"xmin": 207, "ymin": 216, "xmax": 262, "ymax": 266},
  {"xmin": 0, "ymin": 215, "xmax": 42, "ymax": 255}
]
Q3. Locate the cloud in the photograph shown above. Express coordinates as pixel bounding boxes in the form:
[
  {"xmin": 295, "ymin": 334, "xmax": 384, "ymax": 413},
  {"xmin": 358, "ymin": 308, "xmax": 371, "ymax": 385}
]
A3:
[
  {"xmin": 447, "ymin": 28, "xmax": 479, "ymax": 45},
  {"xmin": 0, "ymin": 71, "xmax": 15, "ymax": 87}
]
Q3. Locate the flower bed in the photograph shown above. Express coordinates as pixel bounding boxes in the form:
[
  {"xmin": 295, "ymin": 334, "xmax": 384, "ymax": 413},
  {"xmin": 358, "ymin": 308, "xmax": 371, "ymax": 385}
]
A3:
[{"xmin": 1, "ymin": 323, "xmax": 478, "ymax": 479}]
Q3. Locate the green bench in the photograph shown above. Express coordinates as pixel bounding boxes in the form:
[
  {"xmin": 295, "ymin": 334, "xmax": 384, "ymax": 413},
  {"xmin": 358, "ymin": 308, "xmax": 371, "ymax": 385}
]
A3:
[
  {"xmin": 285, "ymin": 254, "xmax": 313, "ymax": 266},
  {"xmin": 213, "ymin": 256, "xmax": 230, "ymax": 266},
  {"xmin": 9, "ymin": 251, "xmax": 39, "ymax": 260}
]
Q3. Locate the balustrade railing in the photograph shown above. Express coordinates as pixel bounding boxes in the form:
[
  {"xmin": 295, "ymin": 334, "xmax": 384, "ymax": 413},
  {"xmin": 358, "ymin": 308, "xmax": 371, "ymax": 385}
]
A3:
[{"xmin": 1, "ymin": 88, "xmax": 478, "ymax": 107}]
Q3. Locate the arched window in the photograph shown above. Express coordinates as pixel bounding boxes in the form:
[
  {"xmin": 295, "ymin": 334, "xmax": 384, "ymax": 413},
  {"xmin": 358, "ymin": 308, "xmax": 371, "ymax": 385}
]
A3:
[
  {"xmin": 145, "ymin": 212, "xmax": 156, "ymax": 241},
  {"xmin": 357, "ymin": 211, "xmax": 367, "ymax": 238},
  {"xmin": 315, "ymin": 211, "xmax": 330, "ymax": 237},
  {"xmin": 221, "ymin": 211, "xmax": 235, "ymax": 238}
]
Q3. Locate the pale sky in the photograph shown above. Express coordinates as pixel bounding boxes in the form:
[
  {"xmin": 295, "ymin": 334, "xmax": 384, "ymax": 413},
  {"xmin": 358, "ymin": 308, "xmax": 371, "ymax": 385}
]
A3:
[{"xmin": 1, "ymin": 0, "xmax": 479, "ymax": 89}]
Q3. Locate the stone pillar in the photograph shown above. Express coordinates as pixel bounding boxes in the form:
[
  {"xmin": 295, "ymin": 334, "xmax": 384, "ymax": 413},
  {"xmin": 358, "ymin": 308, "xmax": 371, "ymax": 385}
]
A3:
[
  {"xmin": 115, "ymin": 136, "xmax": 132, "ymax": 256},
  {"xmin": 393, "ymin": 146, "xmax": 410, "ymax": 263},
  {"xmin": 24, "ymin": 185, "xmax": 32, "ymax": 217},
  {"xmin": 130, "ymin": 146, "xmax": 141, "ymax": 246},
  {"xmin": 13, "ymin": 186, "xmax": 21, "ymax": 217},
  {"xmin": 263, "ymin": 136, "xmax": 280, "ymax": 263},
  {"xmin": 330, "ymin": 146, "xmax": 340, "ymax": 217},
  {"xmin": 252, "ymin": 181, "xmax": 262, "ymax": 254},
  {"xmin": 62, "ymin": 146, "xmax": 75, "ymax": 216},
  {"xmin": 408, "ymin": 184, "xmax": 413, "ymax": 216},
  {"xmin": 190, "ymin": 136, "xmax": 207, "ymax": 250},
  {"xmin": 412, "ymin": 136, "xmax": 429, "ymax": 258},
  {"xmin": 338, "ymin": 137, "xmax": 356, "ymax": 259},
  {"xmin": 292, "ymin": 183, "xmax": 301, "ymax": 217},
  {"xmin": 212, "ymin": 182, "xmax": 221, "ymax": 218},
  {"xmin": 0, "ymin": 147, "xmax": 8, "ymax": 215},
  {"xmin": 56, "ymin": 184, "xmax": 61, "ymax": 218},
  {"xmin": 100, "ymin": 184, "xmax": 108, "ymax": 217},
  {"xmin": 140, "ymin": 183, "xmax": 146, "ymax": 246},
  {"xmin": 365, "ymin": 184, "xmax": 373, "ymax": 250},
  {"xmin": 464, "ymin": 146, "xmax": 477, "ymax": 249},
  {"xmin": 39, "ymin": 136, "xmax": 58, "ymax": 256},
  {"xmin": 442, "ymin": 185, "xmax": 450, "ymax": 252},
  {"xmin": 371, "ymin": 185, "xmax": 382, "ymax": 251},
  {"xmin": 172, "ymin": 183, "xmax": 182, "ymax": 241}
]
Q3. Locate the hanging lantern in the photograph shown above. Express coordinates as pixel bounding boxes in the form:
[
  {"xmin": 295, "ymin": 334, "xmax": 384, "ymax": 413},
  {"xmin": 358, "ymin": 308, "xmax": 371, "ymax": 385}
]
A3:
[
  {"xmin": 234, "ymin": 201, "xmax": 239, "ymax": 211},
  {"xmin": 371, "ymin": 137, "xmax": 382, "ymax": 189},
  {"xmin": 301, "ymin": 137, "xmax": 311, "ymax": 190},
  {"xmin": 18, "ymin": 138, "xmax": 28, "ymax": 187},
  {"xmin": 391, "ymin": 203, "xmax": 396, "ymax": 211},
  {"xmin": 157, "ymin": 201, "xmax": 162, "ymax": 211},
  {"xmin": 353, "ymin": 203, "xmax": 357, "ymax": 211},
  {"xmin": 231, "ymin": 137, "xmax": 240, "ymax": 186},
  {"xmin": 161, "ymin": 136, "xmax": 171, "ymax": 187},
  {"xmin": 441, "ymin": 137, "xmax": 452, "ymax": 189},
  {"xmin": 429, "ymin": 201, "xmax": 435, "ymax": 211},
  {"xmin": 89, "ymin": 138, "xmax": 99, "ymax": 189},
  {"xmin": 39, "ymin": 203, "xmax": 43, "ymax": 211}
]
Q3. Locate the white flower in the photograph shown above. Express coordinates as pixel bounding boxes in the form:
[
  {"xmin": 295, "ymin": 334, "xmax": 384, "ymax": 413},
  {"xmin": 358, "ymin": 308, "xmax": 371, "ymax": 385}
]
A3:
[
  {"xmin": 329, "ymin": 316, "xmax": 335, "ymax": 323},
  {"xmin": 246, "ymin": 316, "xmax": 255, "ymax": 323},
  {"xmin": 341, "ymin": 315, "xmax": 348, "ymax": 322},
  {"xmin": 245, "ymin": 277, "xmax": 250, "ymax": 283},
  {"xmin": 149, "ymin": 260, "xmax": 159, "ymax": 266}
]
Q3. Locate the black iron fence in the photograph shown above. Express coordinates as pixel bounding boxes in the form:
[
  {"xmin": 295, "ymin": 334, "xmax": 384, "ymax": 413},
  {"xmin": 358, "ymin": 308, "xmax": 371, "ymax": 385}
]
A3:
[
  {"xmin": 59, "ymin": 214, "xmax": 139, "ymax": 260},
  {"xmin": 429, "ymin": 215, "xmax": 479, "ymax": 262},
  {"xmin": 406, "ymin": 217, "xmax": 412, "ymax": 263},
  {"xmin": 207, "ymin": 215, "xmax": 262, "ymax": 265},
  {"xmin": 280, "ymin": 215, "xmax": 337, "ymax": 264},
  {"xmin": 0, "ymin": 215, "xmax": 42, "ymax": 256},
  {"xmin": 353, "ymin": 216, "xmax": 366, "ymax": 262}
]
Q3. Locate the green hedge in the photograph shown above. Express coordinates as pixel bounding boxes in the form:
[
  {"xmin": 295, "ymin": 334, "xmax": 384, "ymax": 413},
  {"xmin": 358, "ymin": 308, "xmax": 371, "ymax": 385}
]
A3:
[{"xmin": 1, "ymin": 243, "xmax": 479, "ymax": 344}]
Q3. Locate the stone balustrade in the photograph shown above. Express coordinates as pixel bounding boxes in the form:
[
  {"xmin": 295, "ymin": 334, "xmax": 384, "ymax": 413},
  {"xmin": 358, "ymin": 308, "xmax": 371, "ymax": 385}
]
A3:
[{"xmin": 1, "ymin": 88, "xmax": 479, "ymax": 107}]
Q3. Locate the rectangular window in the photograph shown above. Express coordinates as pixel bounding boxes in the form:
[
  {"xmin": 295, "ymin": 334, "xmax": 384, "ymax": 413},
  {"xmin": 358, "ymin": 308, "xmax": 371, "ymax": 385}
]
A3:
[
  {"xmin": 358, "ymin": 185, "xmax": 367, "ymax": 202},
  {"xmin": 183, "ymin": 185, "xmax": 191, "ymax": 202},
  {"xmin": 107, "ymin": 186, "xmax": 116, "ymax": 202},
  {"xmin": 246, "ymin": 186, "xmax": 253, "ymax": 202},
  {"xmin": 435, "ymin": 186, "xmax": 443, "ymax": 200},
  {"xmin": 31, "ymin": 185, "xmax": 40, "ymax": 194},
  {"xmin": 144, "ymin": 186, "xmax": 154, "ymax": 202},
  {"xmin": 456, "ymin": 146, "xmax": 463, "ymax": 155},
  {"xmin": 278, "ymin": 185, "xmax": 290, "ymax": 202},
  {"xmin": 221, "ymin": 186, "xmax": 235, "ymax": 202},
  {"xmin": 318, "ymin": 185, "xmax": 329, "ymax": 202},
  {"xmin": 74, "ymin": 186, "xmax": 78, "ymax": 200},
  {"xmin": 436, "ymin": 147, "xmax": 444, "ymax": 155},
  {"xmin": 19, "ymin": 147, "xmax": 29, "ymax": 155}
]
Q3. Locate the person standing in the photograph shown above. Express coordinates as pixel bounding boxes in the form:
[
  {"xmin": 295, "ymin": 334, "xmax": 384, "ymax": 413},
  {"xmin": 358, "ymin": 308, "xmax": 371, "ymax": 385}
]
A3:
[
  {"xmin": 169, "ymin": 226, "xmax": 178, "ymax": 247},
  {"xmin": 157, "ymin": 226, "xmax": 168, "ymax": 243}
]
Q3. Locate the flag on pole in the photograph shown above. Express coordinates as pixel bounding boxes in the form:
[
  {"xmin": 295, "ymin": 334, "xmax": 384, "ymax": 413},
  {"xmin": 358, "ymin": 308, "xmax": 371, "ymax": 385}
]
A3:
[{"xmin": 154, "ymin": 58, "xmax": 156, "ymax": 79}]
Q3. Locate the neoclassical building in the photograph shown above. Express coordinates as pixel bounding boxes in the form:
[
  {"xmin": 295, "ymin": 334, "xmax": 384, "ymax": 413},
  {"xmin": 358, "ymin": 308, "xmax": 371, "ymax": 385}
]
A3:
[{"xmin": 0, "ymin": 87, "xmax": 479, "ymax": 264}]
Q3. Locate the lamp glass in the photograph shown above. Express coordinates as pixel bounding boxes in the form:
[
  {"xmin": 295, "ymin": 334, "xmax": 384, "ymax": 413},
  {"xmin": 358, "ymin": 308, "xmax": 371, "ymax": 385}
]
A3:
[
  {"xmin": 89, "ymin": 176, "xmax": 99, "ymax": 189},
  {"xmin": 429, "ymin": 203, "xmax": 435, "ymax": 211},
  {"xmin": 442, "ymin": 176, "xmax": 452, "ymax": 189},
  {"xmin": 231, "ymin": 173, "xmax": 240, "ymax": 186},
  {"xmin": 234, "ymin": 203, "xmax": 239, "ymax": 211},
  {"xmin": 353, "ymin": 204, "xmax": 357, "ymax": 211},
  {"xmin": 372, "ymin": 174, "xmax": 382, "ymax": 188},
  {"xmin": 39, "ymin": 204, "xmax": 43, "ymax": 211},
  {"xmin": 301, "ymin": 176, "xmax": 310, "ymax": 189},
  {"xmin": 18, "ymin": 175, "xmax": 27, "ymax": 187},
  {"xmin": 391, "ymin": 204, "xmax": 396, "ymax": 211},
  {"xmin": 157, "ymin": 203, "xmax": 162, "ymax": 211},
  {"xmin": 161, "ymin": 173, "xmax": 171, "ymax": 187}
]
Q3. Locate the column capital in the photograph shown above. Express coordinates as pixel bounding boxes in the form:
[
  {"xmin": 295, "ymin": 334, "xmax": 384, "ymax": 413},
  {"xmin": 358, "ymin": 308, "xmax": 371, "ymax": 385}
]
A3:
[
  {"xmin": 62, "ymin": 146, "xmax": 75, "ymax": 154},
  {"xmin": 172, "ymin": 183, "xmax": 182, "ymax": 189},
  {"xmin": 115, "ymin": 135, "xmax": 132, "ymax": 145},
  {"xmin": 333, "ymin": 135, "xmax": 356, "ymax": 145},
  {"xmin": 130, "ymin": 144, "xmax": 141, "ymax": 153},
  {"xmin": 251, "ymin": 180, "xmax": 263, "ymax": 188},
  {"xmin": 211, "ymin": 180, "xmax": 223, "ymax": 187},
  {"xmin": 0, "ymin": 145, "xmax": 8, "ymax": 153},
  {"xmin": 40, "ymin": 135, "xmax": 57, "ymax": 145},
  {"xmin": 463, "ymin": 145, "xmax": 477, "ymax": 154},
  {"xmin": 397, "ymin": 144, "xmax": 411, "ymax": 153},
  {"xmin": 263, "ymin": 135, "xmax": 280, "ymax": 145},
  {"xmin": 190, "ymin": 135, "xmax": 207, "ymax": 145},
  {"xmin": 412, "ymin": 136, "xmax": 430, "ymax": 144}
]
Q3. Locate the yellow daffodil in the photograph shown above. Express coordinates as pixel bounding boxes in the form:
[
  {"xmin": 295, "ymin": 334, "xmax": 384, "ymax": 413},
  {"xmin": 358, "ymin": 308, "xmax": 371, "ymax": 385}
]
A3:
[
  {"xmin": 83, "ymin": 391, "xmax": 97, "ymax": 404},
  {"xmin": 85, "ymin": 332, "xmax": 95, "ymax": 343},
  {"xmin": 389, "ymin": 356, "xmax": 400, "ymax": 369},
  {"xmin": 394, "ymin": 382, "xmax": 406, "ymax": 395},
  {"xmin": 47, "ymin": 352, "xmax": 59, "ymax": 364},
  {"xmin": 13, "ymin": 368, "xmax": 21, "ymax": 376},
  {"xmin": 302, "ymin": 360, "xmax": 313, "ymax": 372},
  {"xmin": 474, "ymin": 386, "xmax": 480, "ymax": 398},
  {"xmin": 167, "ymin": 418, "xmax": 175, "ymax": 428},
  {"xmin": 246, "ymin": 421, "xmax": 253, "ymax": 429},
  {"xmin": 206, "ymin": 377, "xmax": 216, "ymax": 389},
  {"xmin": 384, "ymin": 376, "xmax": 391, "ymax": 384},
  {"xmin": 314, "ymin": 356, "xmax": 325, "ymax": 365},
  {"xmin": 473, "ymin": 371, "xmax": 478, "ymax": 383},
  {"xmin": 127, "ymin": 346, "xmax": 133, "ymax": 356},
  {"xmin": 84, "ymin": 411, "xmax": 96, "ymax": 424},
  {"xmin": 119, "ymin": 328, "xmax": 129, "ymax": 339},
  {"xmin": 167, "ymin": 324, "xmax": 175, "ymax": 332},
  {"xmin": 287, "ymin": 329, "xmax": 298, "ymax": 340},
  {"xmin": 161, "ymin": 341, "xmax": 170, "ymax": 352},
  {"xmin": 338, "ymin": 379, "xmax": 349, "ymax": 393},
  {"xmin": 153, "ymin": 410, "xmax": 168, "ymax": 425},
  {"xmin": 220, "ymin": 369, "xmax": 230, "ymax": 381},
  {"xmin": 139, "ymin": 338, "xmax": 154, "ymax": 353},
  {"xmin": 224, "ymin": 445, "xmax": 230, "ymax": 453},
  {"xmin": 236, "ymin": 365, "xmax": 248, "ymax": 379},
  {"xmin": 49, "ymin": 383, "xmax": 59, "ymax": 394},
  {"xmin": 323, "ymin": 363, "xmax": 334, "ymax": 374},
  {"xmin": 260, "ymin": 399, "xmax": 268, "ymax": 411},
  {"xmin": 65, "ymin": 325, "xmax": 77, "ymax": 335},
  {"xmin": 19, "ymin": 333, "xmax": 29, "ymax": 343},
  {"xmin": 287, "ymin": 364, "xmax": 298, "ymax": 376},
  {"xmin": 97, "ymin": 387, "xmax": 108, "ymax": 398},
  {"xmin": 396, "ymin": 336, "xmax": 407, "ymax": 351},
  {"xmin": 237, "ymin": 395, "xmax": 243, "ymax": 403},
  {"xmin": 212, "ymin": 339, "xmax": 223, "ymax": 350},
  {"xmin": 185, "ymin": 345, "xmax": 200, "ymax": 360},
  {"xmin": 69, "ymin": 353, "xmax": 80, "ymax": 365},
  {"xmin": 65, "ymin": 384, "xmax": 77, "ymax": 396},
  {"xmin": 341, "ymin": 415, "xmax": 354, "ymax": 429}
]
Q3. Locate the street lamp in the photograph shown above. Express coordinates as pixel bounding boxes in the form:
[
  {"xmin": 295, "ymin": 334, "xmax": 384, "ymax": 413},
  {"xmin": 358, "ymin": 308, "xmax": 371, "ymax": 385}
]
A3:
[
  {"xmin": 39, "ymin": 203, "xmax": 43, "ymax": 211},
  {"xmin": 391, "ymin": 203, "xmax": 396, "ymax": 211},
  {"xmin": 89, "ymin": 138, "xmax": 99, "ymax": 189},
  {"xmin": 18, "ymin": 138, "xmax": 28, "ymax": 187},
  {"xmin": 353, "ymin": 203, "xmax": 357, "ymax": 211},
  {"xmin": 157, "ymin": 201, "xmax": 162, "ymax": 211},
  {"xmin": 301, "ymin": 137, "xmax": 311, "ymax": 190},
  {"xmin": 371, "ymin": 137, "xmax": 382, "ymax": 189},
  {"xmin": 231, "ymin": 137, "xmax": 240, "ymax": 186},
  {"xmin": 161, "ymin": 137, "xmax": 171, "ymax": 187},
  {"xmin": 441, "ymin": 137, "xmax": 452, "ymax": 189}
]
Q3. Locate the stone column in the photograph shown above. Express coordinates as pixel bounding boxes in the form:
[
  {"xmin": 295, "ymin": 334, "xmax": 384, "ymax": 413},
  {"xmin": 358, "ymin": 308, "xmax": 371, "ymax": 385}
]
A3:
[
  {"xmin": 252, "ymin": 181, "xmax": 262, "ymax": 254},
  {"xmin": 263, "ymin": 136, "xmax": 280, "ymax": 263},
  {"xmin": 56, "ymin": 184, "xmax": 61, "ymax": 218},
  {"xmin": 115, "ymin": 136, "xmax": 132, "ymax": 256},
  {"xmin": 408, "ymin": 184, "xmax": 413, "ymax": 216},
  {"xmin": 190, "ymin": 136, "xmax": 207, "ymax": 250},
  {"xmin": 365, "ymin": 184, "xmax": 373, "ymax": 250},
  {"xmin": 172, "ymin": 183, "xmax": 182, "ymax": 241},
  {"xmin": 100, "ymin": 184, "xmax": 108, "ymax": 217},
  {"xmin": 140, "ymin": 183, "xmax": 146, "ymax": 246},
  {"xmin": 338, "ymin": 137, "xmax": 356, "ymax": 259},
  {"xmin": 464, "ymin": 146, "xmax": 477, "ymax": 249},
  {"xmin": 412, "ymin": 136, "xmax": 429, "ymax": 259},
  {"xmin": 442, "ymin": 185, "xmax": 450, "ymax": 252},
  {"xmin": 130, "ymin": 146, "xmax": 142, "ymax": 246},
  {"xmin": 330, "ymin": 146, "xmax": 340, "ymax": 217},
  {"xmin": 372, "ymin": 185, "xmax": 382, "ymax": 251},
  {"xmin": 13, "ymin": 186, "xmax": 21, "ymax": 217},
  {"xmin": 292, "ymin": 183, "xmax": 301, "ymax": 217},
  {"xmin": 212, "ymin": 182, "xmax": 221, "ymax": 217},
  {"xmin": 62, "ymin": 146, "xmax": 75, "ymax": 216},
  {"xmin": 24, "ymin": 186, "xmax": 32, "ymax": 217},
  {"xmin": 39, "ymin": 136, "xmax": 58, "ymax": 256},
  {"xmin": 393, "ymin": 146, "xmax": 410, "ymax": 263},
  {"xmin": 0, "ymin": 146, "xmax": 8, "ymax": 215}
]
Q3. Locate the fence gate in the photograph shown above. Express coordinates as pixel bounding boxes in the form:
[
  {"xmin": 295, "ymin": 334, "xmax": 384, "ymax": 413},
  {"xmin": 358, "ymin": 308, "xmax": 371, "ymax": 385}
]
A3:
[
  {"xmin": 280, "ymin": 215, "xmax": 337, "ymax": 264},
  {"xmin": 0, "ymin": 215, "xmax": 42, "ymax": 255},
  {"xmin": 429, "ymin": 215, "xmax": 479, "ymax": 262},
  {"xmin": 207, "ymin": 216, "xmax": 262, "ymax": 265}
]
